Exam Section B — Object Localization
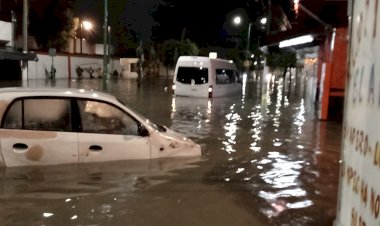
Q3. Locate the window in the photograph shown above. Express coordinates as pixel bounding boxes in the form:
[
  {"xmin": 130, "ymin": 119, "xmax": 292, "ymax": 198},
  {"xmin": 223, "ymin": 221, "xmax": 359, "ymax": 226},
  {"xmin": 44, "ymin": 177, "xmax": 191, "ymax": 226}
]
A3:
[
  {"xmin": 3, "ymin": 100, "xmax": 22, "ymax": 129},
  {"xmin": 3, "ymin": 98, "xmax": 72, "ymax": 132},
  {"xmin": 77, "ymin": 100, "xmax": 139, "ymax": 135},
  {"xmin": 131, "ymin": 63, "xmax": 138, "ymax": 73},
  {"xmin": 215, "ymin": 69, "xmax": 237, "ymax": 84},
  {"xmin": 176, "ymin": 67, "xmax": 208, "ymax": 84}
]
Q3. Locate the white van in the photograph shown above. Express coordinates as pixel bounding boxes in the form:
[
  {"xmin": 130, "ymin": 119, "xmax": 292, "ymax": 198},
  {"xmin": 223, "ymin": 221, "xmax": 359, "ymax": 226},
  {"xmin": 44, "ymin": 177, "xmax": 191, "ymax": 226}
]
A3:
[{"xmin": 172, "ymin": 56, "xmax": 242, "ymax": 98}]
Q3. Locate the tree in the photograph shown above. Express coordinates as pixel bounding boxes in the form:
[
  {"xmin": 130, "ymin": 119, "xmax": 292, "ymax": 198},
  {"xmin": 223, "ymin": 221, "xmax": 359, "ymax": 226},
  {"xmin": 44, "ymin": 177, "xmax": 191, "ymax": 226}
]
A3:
[
  {"xmin": 267, "ymin": 49, "xmax": 296, "ymax": 74},
  {"xmin": 176, "ymin": 39, "xmax": 199, "ymax": 58},
  {"xmin": 266, "ymin": 49, "xmax": 297, "ymax": 92},
  {"xmin": 158, "ymin": 39, "xmax": 199, "ymax": 75},
  {"xmin": 29, "ymin": 0, "xmax": 75, "ymax": 51}
]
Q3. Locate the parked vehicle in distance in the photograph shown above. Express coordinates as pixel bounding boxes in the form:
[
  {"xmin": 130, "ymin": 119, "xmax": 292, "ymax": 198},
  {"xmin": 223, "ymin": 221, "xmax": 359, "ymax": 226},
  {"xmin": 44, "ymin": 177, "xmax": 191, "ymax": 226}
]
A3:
[
  {"xmin": 172, "ymin": 56, "xmax": 242, "ymax": 98},
  {"xmin": 0, "ymin": 87, "xmax": 202, "ymax": 167}
]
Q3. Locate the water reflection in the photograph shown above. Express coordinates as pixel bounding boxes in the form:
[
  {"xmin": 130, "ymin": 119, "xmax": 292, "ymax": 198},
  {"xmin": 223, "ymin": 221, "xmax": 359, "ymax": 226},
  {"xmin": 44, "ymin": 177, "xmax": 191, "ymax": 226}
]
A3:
[
  {"xmin": 0, "ymin": 156, "xmax": 202, "ymax": 225},
  {"xmin": 170, "ymin": 96, "xmax": 212, "ymax": 140},
  {"xmin": 0, "ymin": 77, "xmax": 341, "ymax": 226}
]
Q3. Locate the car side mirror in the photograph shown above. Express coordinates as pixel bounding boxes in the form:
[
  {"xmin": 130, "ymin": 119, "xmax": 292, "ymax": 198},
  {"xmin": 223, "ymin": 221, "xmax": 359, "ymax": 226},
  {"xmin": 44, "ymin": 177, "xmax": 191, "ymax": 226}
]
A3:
[{"xmin": 138, "ymin": 124, "xmax": 149, "ymax": 137}]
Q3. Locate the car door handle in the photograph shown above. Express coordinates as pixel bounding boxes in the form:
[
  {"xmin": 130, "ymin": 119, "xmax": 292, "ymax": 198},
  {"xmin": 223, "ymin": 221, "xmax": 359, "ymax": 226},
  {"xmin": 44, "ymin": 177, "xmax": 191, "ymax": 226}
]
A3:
[
  {"xmin": 89, "ymin": 145, "xmax": 102, "ymax": 152},
  {"xmin": 13, "ymin": 143, "xmax": 28, "ymax": 152}
]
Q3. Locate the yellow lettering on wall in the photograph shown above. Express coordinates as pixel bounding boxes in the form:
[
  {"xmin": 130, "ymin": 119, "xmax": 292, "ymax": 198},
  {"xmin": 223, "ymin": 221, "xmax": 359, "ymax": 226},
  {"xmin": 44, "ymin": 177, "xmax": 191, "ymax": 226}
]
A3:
[
  {"xmin": 374, "ymin": 142, "xmax": 380, "ymax": 166},
  {"xmin": 352, "ymin": 208, "xmax": 358, "ymax": 226},
  {"xmin": 360, "ymin": 180, "xmax": 368, "ymax": 207},
  {"xmin": 370, "ymin": 188, "xmax": 380, "ymax": 219}
]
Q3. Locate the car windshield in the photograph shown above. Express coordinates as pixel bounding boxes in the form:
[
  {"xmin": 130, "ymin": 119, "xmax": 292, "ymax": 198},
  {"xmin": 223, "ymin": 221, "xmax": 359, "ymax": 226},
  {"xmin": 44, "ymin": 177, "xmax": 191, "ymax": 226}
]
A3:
[{"xmin": 117, "ymin": 99, "xmax": 167, "ymax": 132}]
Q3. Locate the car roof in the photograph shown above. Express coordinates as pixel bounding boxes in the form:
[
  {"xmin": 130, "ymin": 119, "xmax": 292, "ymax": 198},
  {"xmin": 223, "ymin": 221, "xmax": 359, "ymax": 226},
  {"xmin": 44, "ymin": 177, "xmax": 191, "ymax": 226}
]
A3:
[{"xmin": 0, "ymin": 87, "xmax": 117, "ymax": 101}]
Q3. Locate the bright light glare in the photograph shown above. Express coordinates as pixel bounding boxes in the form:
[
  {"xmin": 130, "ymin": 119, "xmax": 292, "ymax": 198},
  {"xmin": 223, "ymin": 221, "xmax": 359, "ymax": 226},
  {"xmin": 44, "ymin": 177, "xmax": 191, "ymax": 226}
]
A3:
[
  {"xmin": 266, "ymin": 73, "xmax": 272, "ymax": 82},
  {"xmin": 279, "ymin": 35, "xmax": 313, "ymax": 48},
  {"xmin": 294, "ymin": 0, "xmax": 299, "ymax": 3},
  {"xmin": 82, "ymin": 21, "xmax": 93, "ymax": 30},
  {"xmin": 260, "ymin": 17, "xmax": 267, "ymax": 25},
  {"xmin": 209, "ymin": 52, "xmax": 217, "ymax": 59},
  {"xmin": 242, "ymin": 73, "xmax": 247, "ymax": 82},
  {"xmin": 233, "ymin": 16, "xmax": 241, "ymax": 25},
  {"xmin": 43, "ymin": 213, "xmax": 54, "ymax": 218},
  {"xmin": 172, "ymin": 84, "xmax": 176, "ymax": 90}
]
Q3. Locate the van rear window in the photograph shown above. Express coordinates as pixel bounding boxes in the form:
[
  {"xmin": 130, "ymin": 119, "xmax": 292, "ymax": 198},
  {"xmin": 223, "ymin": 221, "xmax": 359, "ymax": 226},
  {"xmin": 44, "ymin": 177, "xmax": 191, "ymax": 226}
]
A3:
[{"xmin": 176, "ymin": 67, "xmax": 208, "ymax": 84}]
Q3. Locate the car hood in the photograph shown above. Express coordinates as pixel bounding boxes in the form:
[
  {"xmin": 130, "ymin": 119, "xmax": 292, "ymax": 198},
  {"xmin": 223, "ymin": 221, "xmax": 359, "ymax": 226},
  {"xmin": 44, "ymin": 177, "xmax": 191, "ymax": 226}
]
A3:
[{"xmin": 148, "ymin": 126, "xmax": 202, "ymax": 158}]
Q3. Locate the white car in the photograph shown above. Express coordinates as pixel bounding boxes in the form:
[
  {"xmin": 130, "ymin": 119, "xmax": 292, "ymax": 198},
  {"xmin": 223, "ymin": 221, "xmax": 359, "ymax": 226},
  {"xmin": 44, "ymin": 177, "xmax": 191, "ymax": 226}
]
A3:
[{"xmin": 0, "ymin": 87, "xmax": 202, "ymax": 167}]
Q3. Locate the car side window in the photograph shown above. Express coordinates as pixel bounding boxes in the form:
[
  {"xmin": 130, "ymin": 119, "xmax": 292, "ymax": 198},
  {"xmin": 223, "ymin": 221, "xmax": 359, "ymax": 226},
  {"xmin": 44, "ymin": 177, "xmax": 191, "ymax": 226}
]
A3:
[
  {"xmin": 77, "ymin": 99, "xmax": 139, "ymax": 136},
  {"xmin": 3, "ymin": 100, "xmax": 22, "ymax": 129},
  {"xmin": 3, "ymin": 98, "xmax": 72, "ymax": 132}
]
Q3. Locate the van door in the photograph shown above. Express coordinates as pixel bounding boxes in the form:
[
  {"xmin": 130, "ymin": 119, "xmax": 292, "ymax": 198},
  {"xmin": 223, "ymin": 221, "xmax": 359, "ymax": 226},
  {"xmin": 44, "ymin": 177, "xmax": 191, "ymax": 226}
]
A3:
[{"xmin": 0, "ymin": 98, "xmax": 78, "ymax": 167}]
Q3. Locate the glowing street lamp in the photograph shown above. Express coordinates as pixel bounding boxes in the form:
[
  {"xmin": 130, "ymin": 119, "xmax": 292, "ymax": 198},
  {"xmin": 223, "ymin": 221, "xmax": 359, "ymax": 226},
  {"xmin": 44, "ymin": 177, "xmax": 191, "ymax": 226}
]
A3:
[
  {"xmin": 82, "ymin": 21, "xmax": 93, "ymax": 31},
  {"xmin": 79, "ymin": 20, "xmax": 92, "ymax": 54},
  {"xmin": 260, "ymin": 17, "xmax": 268, "ymax": 26},
  {"xmin": 294, "ymin": 0, "xmax": 300, "ymax": 15},
  {"xmin": 233, "ymin": 15, "xmax": 267, "ymax": 71},
  {"xmin": 233, "ymin": 16, "xmax": 252, "ymax": 71}
]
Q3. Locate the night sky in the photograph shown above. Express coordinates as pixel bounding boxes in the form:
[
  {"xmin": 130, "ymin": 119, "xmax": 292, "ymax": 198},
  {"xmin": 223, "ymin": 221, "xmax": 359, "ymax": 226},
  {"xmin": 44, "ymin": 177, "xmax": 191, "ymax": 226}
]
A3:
[
  {"xmin": 72, "ymin": 0, "xmax": 347, "ymax": 49},
  {"xmin": 73, "ymin": 0, "xmax": 272, "ymax": 47}
]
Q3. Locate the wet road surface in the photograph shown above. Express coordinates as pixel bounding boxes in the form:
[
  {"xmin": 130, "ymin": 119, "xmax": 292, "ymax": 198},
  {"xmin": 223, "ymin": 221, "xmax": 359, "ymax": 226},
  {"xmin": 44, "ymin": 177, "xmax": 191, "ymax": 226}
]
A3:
[{"xmin": 0, "ymin": 77, "xmax": 342, "ymax": 225}]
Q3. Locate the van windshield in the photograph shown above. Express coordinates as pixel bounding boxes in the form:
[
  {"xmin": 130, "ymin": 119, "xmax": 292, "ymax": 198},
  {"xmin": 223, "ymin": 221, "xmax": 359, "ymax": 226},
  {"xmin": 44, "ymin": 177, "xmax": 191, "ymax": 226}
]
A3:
[{"xmin": 176, "ymin": 67, "xmax": 208, "ymax": 84}]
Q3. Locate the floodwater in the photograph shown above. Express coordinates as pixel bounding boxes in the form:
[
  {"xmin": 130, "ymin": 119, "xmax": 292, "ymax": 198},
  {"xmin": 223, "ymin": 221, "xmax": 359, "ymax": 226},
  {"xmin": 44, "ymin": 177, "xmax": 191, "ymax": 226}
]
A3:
[{"xmin": 0, "ymin": 76, "xmax": 342, "ymax": 226}]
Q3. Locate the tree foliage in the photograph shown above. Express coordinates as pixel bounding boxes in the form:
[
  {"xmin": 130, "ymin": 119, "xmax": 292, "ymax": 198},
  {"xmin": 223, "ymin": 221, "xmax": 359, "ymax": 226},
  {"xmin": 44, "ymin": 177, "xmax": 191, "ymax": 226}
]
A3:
[
  {"xmin": 266, "ymin": 50, "xmax": 297, "ymax": 70},
  {"xmin": 158, "ymin": 39, "xmax": 199, "ymax": 70},
  {"xmin": 29, "ymin": 0, "xmax": 75, "ymax": 51}
]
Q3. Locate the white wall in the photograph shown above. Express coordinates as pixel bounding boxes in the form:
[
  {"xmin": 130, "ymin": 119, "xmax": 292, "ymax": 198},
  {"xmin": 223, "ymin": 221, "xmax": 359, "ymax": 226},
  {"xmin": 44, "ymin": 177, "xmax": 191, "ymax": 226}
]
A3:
[
  {"xmin": 28, "ymin": 53, "xmax": 121, "ymax": 79},
  {"xmin": 335, "ymin": 1, "xmax": 380, "ymax": 226},
  {"xmin": 0, "ymin": 21, "xmax": 12, "ymax": 46},
  {"xmin": 120, "ymin": 58, "xmax": 138, "ymax": 78}
]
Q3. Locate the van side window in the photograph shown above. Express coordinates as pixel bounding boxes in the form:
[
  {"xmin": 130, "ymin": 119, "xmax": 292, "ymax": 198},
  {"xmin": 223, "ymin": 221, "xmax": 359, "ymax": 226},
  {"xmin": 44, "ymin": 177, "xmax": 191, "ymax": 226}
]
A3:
[
  {"xmin": 3, "ymin": 98, "xmax": 72, "ymax": 132},
  {"xmin": 176, "ymin": 67, "xmax": 208, "ymax": 84},
  {"xmin": 215, "ymin": 69, "xmax": 237, "ymax": 84}
]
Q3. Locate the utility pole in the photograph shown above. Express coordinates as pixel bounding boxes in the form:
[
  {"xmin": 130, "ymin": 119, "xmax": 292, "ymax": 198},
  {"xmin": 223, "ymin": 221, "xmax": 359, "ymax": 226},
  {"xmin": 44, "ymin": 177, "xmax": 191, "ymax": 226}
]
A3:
[
  {"xmin": 103, "ymin": 0, "xmax": 108, "ymax": 91},
  {"xmin": 11, "ymin": 11, "xmax": 16, "ymax": 48},
  {"xmin": 22, "ymin": 0, "xmax": 28, "ymax": 83}
]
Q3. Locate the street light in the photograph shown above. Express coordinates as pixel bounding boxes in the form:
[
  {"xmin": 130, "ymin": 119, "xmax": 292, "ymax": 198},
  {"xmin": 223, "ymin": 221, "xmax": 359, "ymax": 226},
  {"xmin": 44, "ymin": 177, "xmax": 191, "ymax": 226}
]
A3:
[
  {"xmin": 233, "ymin": 15, "xmax": 267, "ymax": 71},
  {"xmin": 232, "ymin": 16, "xmax": 250, "ymax": 71},
  {"xmin": 79, "ymin": 20, "xmax": 92, "ymax": 54}
]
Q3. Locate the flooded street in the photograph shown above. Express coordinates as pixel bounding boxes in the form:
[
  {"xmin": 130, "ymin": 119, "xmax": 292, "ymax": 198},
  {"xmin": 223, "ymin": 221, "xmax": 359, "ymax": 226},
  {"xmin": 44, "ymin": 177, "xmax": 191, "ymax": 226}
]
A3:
[{"xmin": 0, "ymin": 77, "xmax": 342, "ymax": 226}]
